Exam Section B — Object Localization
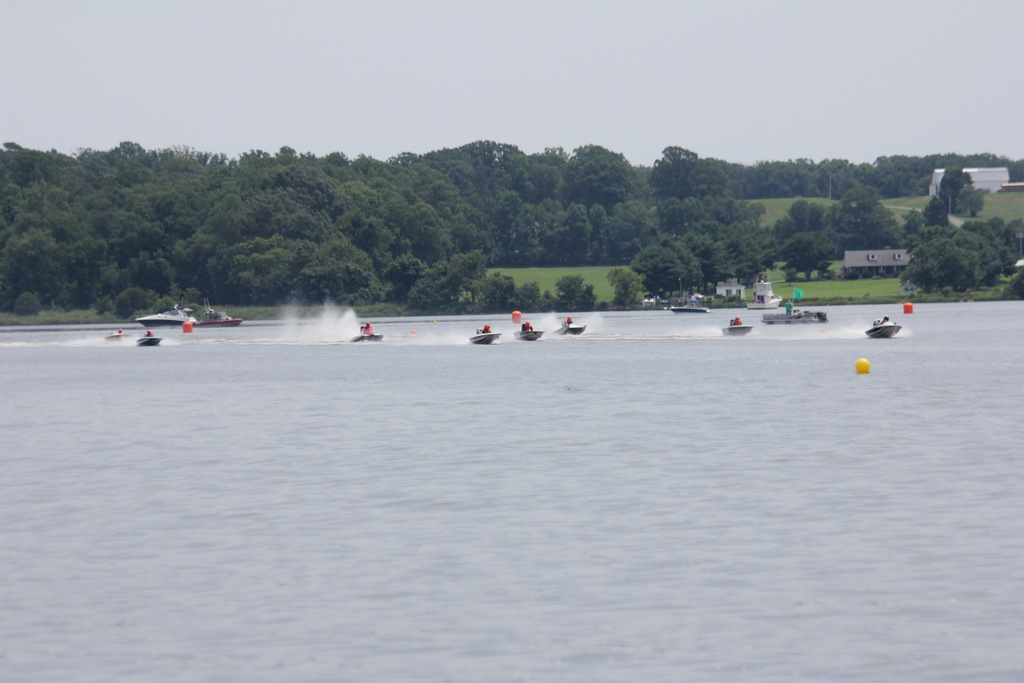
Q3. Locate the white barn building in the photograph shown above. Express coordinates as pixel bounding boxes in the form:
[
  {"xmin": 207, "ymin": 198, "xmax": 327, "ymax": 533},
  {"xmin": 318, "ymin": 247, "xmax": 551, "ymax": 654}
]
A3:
[{"xmin": 929, "ymin": 167, "xmax": 1009, "ymax": 195}]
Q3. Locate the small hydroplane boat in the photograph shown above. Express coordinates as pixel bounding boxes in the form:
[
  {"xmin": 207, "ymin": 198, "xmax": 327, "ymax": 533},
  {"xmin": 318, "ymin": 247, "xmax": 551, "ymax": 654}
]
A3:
[
  {"xmin": 351, "ymin": 323, "xmax": 383, "ymax": 342},
  {"xmin": 514, "ymin": 323, "xmax": 543, "ymax": 341},
  {"xmin": 137, "ymin": 332, "xmax": 161, "ymax": 346},
  {"xmin": 470, "ymin": 326, "xmax": 501, "ymax": 345},
  {"xmin": 866, "ymin": 316, "xmax": 902, "ymax": 338},
  {"xmin": 722, "ymin": 317, "xmax": 753, "ymax": 336},
  {"xmin": 105, "ymin": 328, "xmax": 130, "ymax": 341},
  {"xmin": 555, "ymin": 317, "xmax": 586, "ymax": 335}
]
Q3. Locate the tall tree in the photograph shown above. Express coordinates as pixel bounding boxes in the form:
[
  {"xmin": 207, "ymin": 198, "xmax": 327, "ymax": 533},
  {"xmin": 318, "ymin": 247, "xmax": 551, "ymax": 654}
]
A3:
[{"xmin": 561, "ymin": 145, "xmax": 633, "ymax": 211}]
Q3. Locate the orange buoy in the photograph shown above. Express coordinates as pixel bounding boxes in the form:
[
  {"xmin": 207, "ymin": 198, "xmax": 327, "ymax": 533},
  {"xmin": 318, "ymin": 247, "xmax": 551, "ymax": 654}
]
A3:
[
  {"xmin": 512, "ymin": 310, "xmax": 522, "ymax": 323},
  {"xmin": 183, "ymin": 321, "xmax": 193, "ymax": 333},
  {"xmin": 903, "ymin": 302, "xmax": 914, "ymax": 314}
]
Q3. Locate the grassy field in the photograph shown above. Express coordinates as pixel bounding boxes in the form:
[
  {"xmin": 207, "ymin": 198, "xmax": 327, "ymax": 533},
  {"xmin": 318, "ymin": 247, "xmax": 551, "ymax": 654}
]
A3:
[
  {"xmin": 751, "ymin": 193, "xmax": 1024, "ymax": 226},
  {"xmin": 488, "ymin": 266, "xmax": 616, "ymax": 302},
  {"xmin": 747, "ymin": 197, "xmax": 835, "ymax": 226},
  {"xmin": 881, "ymin": 192, "xmax": 1024, "ymax": 223}
]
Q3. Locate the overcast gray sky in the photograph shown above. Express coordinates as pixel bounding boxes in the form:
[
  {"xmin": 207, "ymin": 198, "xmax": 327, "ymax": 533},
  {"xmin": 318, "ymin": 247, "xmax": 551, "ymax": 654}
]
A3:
[{"xmin": 5, "ymin": 0, "xmax": 1022, "ymax": 166}]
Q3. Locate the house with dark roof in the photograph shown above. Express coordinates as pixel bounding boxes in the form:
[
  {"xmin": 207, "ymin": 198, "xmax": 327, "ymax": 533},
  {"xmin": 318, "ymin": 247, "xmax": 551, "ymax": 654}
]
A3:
[{"xmin": 842, "ymin": 248, "xmax": 910, "ymax": 277}]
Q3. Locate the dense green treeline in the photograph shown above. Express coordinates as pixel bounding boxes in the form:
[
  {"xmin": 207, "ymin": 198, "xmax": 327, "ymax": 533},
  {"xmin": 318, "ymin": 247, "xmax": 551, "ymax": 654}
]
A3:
[
  {"xmin": 1, "ymin": 140, "xmax": 1022, "ymax": 316},
  {"xmin": 722, "ymin": 153, "xmax": 1024, "ymax": 200}
]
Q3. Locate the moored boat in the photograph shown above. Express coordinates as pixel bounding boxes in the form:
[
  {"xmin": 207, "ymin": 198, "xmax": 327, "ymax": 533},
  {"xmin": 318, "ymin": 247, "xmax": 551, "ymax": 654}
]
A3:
[
  {"xmin": 866, "ymin": 316, "xmax": 902, "ymax": 338},
  {"xmin": 747, "ymin": 277, "xmax": 782, "ymax": 310},
  {"xmin": 135, "ymin": 305, "xmax": 197, "ymax": 327},
  {"xmin": 194, "ymin": 299, "xmax": 243, "ymax": 327},
  {"xmin": 670, "ymin": 295, "xmax": 710, "ymax": 313},
  {"xmin": 761, "ymin": 309, "xmax": 829, "ymax": 324}
]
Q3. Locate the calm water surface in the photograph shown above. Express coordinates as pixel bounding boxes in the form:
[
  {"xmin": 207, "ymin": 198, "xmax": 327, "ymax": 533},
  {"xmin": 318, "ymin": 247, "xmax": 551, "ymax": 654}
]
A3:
[{"xmin": 2, "ymin": 303, "xmax": 1022, "ymax": 681}]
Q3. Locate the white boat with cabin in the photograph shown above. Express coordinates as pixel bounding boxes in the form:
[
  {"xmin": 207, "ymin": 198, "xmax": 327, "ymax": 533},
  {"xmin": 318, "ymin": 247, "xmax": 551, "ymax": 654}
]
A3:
[{"xmin": 747, "ymin": 277, "xmax": 782, "ymax": 310}]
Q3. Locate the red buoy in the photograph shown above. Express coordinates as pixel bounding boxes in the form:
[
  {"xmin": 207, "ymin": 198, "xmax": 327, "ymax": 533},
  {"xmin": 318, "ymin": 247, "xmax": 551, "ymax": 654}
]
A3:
[
  {"xmin": 903, "ymin": 302, "xmax": 913, "ymax": 314},
  {"xmin": 183, "ymin": 321, "xmax": 193, "ymax": 333},
  {"xmin": 512, "ymin": 310, "xmax": 522, "ymax": 323}
]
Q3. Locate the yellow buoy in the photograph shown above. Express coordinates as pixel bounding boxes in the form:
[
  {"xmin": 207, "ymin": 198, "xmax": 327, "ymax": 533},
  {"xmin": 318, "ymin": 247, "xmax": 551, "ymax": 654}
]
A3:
[{"xmin": 855, "ymin": 358, "xmax": 870, "ymax": 374}]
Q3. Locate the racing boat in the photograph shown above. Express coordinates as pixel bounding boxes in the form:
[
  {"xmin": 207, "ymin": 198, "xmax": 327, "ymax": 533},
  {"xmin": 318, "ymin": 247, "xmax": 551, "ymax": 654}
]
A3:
[
  {"xmin": 134, "ymin": 305, "xmax": 197, "ymax": 327},
  {"xmin": 722, "ymin": 318, "xmax": 753, "ymax": 336},
  {"xmin": 351, "ymin": 324, "xmax": 382, "ymax": 342},
  {"xmin": 513, "ymin": 329, "xmax": 543, "ymax": 341},
  {"xmin": 866, "ymin": 317, "xmax": 902, "ymax": 338},
  {"xmin": 555, "ymin": 318, "xmax": 587, "ymax": 335},
  {"xmin": 137, "ymin": 333, "xmax": 161, "ymax": 346},
  {"xmin": 470, "ymin": 327, "xmax": 501, "ymax": 344},
  {"xmin": 105, "ymin": 329, "xmax": 130, "ymax": 341}
]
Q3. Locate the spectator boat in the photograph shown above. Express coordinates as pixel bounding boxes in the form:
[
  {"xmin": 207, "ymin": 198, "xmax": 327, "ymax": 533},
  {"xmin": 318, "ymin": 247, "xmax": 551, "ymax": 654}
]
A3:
[
  {"xmin": 194, "ymin": 299, "xmax": 243, "ymax": 327},
  {"xmin": 761, "ymin": 309, "xmax": 829, "ymax": 324},
  {"xmin": 670, "ymin": 295, "xmax": 710, "ymax": 313},
  {"xmin": 747, "ymin": 278, "xmax": 782, "ymax": 309},
  {"xmin": 134, "ymin": 305, "xmax": 197, "ymax": 327}
]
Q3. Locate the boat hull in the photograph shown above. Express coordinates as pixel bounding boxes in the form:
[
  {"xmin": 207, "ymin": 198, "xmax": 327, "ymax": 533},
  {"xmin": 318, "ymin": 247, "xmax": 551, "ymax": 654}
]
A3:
[
  {"xmin": 669, "ymin": 306, "xmax": 710, "ymax": 314},
  {"xmin": 556, "ymin": 325, "xmax": 587, "ymax": 335},
  {"xmin": 105, "ymin": 334, "xmax": 130, "ymax": 341},
  {"xmin": 513, "ymin": 330, "xmax": 543, "ymax": 341},
  {"xmin": 351, "ymin": 334, "xmax": 383, "ymax": 342},
  {"xmin": 761, "ymin": 310, "xmax": 829, "ymax": 324},
  {"xmin": 723, "ymin": 325, "xmax": 753, "ymax": 336},
  {"xmin": 866, "ymin": 323, "xmax": 901, "ymax": 338},
  {"xmin": 136, "ymin": 337, "xmax": 161, "ymax": 346},
  {"xmin": 747, "ymin": 299, "xmax": 781, "ymax": 310},
  {"xmin": 134, "ymin": 317, "xmax": 196, "ymax": 326},
  {"xmin": 470, "ymin": 333, "xmax": 501, "ymax": 345},
  {"xmin": 194, "ymin": 318, "xmax": 243, "ymax": 327}
]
